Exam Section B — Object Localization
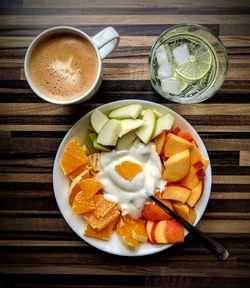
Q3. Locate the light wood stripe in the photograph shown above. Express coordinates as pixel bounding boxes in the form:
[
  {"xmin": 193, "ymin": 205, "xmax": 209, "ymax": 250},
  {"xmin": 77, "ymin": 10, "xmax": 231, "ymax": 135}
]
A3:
[
  {"xmin": 204, "ymin": 139, "xmax": 250, "ymax": 151},
  {"xmin": 23, "ymin": 0, "xmax": 250, "ymax": 9},
  {"xmin": 1, "ymin": 173, "xmax": 249, "ymax": 184},
  {"xmin": 211, "ymin": 192, "xmax": 250, "ymax": 200},
  {"xmin": 0, "ymin": 15, "xmax": 249, "ymax": 26},
  {"xmin": 1, "ymin": 103, "xmax": 249, "ymax": 116},
  {"xmin": 240, "ymin": 151, "xmax": 250, "ymax": 166}
]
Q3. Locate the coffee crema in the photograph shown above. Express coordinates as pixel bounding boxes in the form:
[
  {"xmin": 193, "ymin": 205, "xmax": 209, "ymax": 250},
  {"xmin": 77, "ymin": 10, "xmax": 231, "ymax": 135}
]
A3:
[{"xmin": 29, "ymin": 34, "xmax": 99, "ymax": 101}]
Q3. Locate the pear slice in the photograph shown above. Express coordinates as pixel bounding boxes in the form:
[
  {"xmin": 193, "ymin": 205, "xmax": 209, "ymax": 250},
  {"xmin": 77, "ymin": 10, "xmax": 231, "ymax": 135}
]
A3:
[
  {"xmin": 119, "ymin": 119, "xmax": 144, "ymax": 137},
  {"xmin": 116, "ymin": 131, "xmax": 137, "ymax": 151},
  {"xmin": 136, "ymin": 109, "xmax": 156, "ymax": 144},
  {"xmin": 152, "ymin": 113, "xmax": 174, "ymax": 139},
  {"xmin": 109, "ymin": 104, "xmax": 143, "ymax": 119},
  {"xmin": 97, "ymin": 119, "xmax": 121, "ymax": 146},
  {"xmin": 91, "ymin": 109, "xmax": 109, "ymax": 133}
]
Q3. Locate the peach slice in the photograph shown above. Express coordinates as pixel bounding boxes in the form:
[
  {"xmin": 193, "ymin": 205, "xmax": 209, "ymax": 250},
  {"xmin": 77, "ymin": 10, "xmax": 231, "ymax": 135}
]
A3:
[
  {"xmin": 190, "ymin": 143, "xmax": 202, "ymax": 165},
  {"xmin": 163, "ymin": 149, "xmax": 190, "ymax": 182},
  {"xmin": 172, "ymin": 202, "xmax": 197, "ymax": 224},
  {"xmin": 164, "ymin": 133, "xmax": 193, "ymax": 157},
  {"xmin": 186, "ymin": 181, "xmax": 203, "ymax": 207},
  {"xmin": 146, "ymin": 219, "xmax": 184, "ymax": 244},
  {"xmin": 179, "ymin": 167, "xmax": 199, "ymax": 190},
  {"xmin": 162, "ymin": 184, "xmax": 191, "ymax": 203},
  {"xmin": 153, "ymin": 131, "xmax": 166, "ymax": 155},
  {"xmin": 142, "ymin": 199, "xmax": 173, "ymax": 220}
]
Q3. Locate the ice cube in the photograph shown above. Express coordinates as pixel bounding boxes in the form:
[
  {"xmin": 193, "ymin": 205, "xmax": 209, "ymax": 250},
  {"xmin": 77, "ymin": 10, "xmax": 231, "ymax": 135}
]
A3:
[
  {"xmin": 172, "ymin": 43, "xmax": 190, "ymax": 65},
  {"xmin": 157, "ymin": 63, "xmax": 173, "ymax": 79},
  {"xmin": 161, "ymin": 78, "xmax": 182, "ymax": 95},
  {"xmin": 155, "ymin": 45, "xmax": 169, "ymax": 65}
]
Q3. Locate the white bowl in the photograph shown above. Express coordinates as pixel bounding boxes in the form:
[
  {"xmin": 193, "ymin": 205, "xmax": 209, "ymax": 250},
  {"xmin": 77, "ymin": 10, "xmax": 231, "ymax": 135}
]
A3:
[{"xmin": 53, "ymin": 100, "xmax": 212, "ymax": 256}]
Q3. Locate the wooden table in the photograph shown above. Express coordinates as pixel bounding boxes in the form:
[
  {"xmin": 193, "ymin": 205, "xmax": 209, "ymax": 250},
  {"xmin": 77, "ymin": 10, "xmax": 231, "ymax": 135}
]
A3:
[{"xmin": 0, "ymin": 1, "xmax": 250, "ymax": 287}]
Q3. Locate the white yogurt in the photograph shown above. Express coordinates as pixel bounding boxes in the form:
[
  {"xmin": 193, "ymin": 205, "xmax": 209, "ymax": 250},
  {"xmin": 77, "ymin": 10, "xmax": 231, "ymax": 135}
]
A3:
[{"xmin": 97, "ymin": 143, "xmax": 166, "ymax": 219}]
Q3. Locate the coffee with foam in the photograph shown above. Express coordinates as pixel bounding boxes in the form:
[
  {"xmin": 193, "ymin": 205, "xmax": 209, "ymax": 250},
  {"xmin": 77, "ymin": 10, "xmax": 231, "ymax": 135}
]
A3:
[{"xmin": 29, "ymin": 34, "xmax": 98, "ymax": 101}]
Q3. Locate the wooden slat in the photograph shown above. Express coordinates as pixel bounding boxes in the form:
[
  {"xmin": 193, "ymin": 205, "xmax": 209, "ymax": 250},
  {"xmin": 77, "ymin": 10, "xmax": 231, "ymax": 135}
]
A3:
[
  {"xmin": 0, "ymin": 15, "xmax": 250, "ymax": 26},
  {"xmin": 240, "ymin": 151, "xmax": 250, "ymax": 166},
  {"xmin": 23, "ymin": 0, "xmax": 250, "ymax": 9}
]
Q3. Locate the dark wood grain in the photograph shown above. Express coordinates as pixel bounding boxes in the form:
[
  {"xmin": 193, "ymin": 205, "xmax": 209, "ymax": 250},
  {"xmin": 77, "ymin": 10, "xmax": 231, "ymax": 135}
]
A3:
[{"xmin": 0, "ymin": 0, "xmax": 250, "ymax": 287}]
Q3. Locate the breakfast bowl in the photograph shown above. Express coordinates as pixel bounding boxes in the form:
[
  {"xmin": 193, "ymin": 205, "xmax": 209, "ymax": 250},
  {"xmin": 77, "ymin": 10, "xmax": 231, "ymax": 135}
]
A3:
[{"xmin": 53, "ymin": 100, "xmax": 211, "ymax": 256}]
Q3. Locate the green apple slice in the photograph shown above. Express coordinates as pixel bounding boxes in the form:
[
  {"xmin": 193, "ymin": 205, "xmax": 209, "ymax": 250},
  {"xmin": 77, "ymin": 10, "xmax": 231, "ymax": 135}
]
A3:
[
  {"xmin": 91, "ymin": 109, "xmax": 109, "ymax": 133},
  {"xmin": 116, "ymin": 131, "xmax": 137, "ymax": 151},
  {"xmin": 136, "ymin": 109, "xmax": 156, "ymax": 144},
  {"xmin": 152, "ymin": 113, "xmax": 175, "ymax": 139},
  {"xmin": 109, "ymin": 104, "xmax": 143, "ymax": 119},
  {"xmin": 89, "ymin": 132, "xmax": 111, "ymax": 152},
  {"xmin": 84, "ymin": 133, "xmax": 97, "ymax": 154},
  {"xmin": 97, "ymin": 119, "xmax": 121, "ymax": 146},
  {"xmin": 119, "ymin": 119, "xmax": 144, "ymax": 137}
]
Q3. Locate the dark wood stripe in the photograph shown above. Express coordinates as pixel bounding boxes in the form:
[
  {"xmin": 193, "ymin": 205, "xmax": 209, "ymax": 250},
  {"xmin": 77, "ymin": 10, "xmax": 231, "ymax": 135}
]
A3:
[{"xmin": 1, "ymin": 7, "xmax": 250, "ymax": 15}]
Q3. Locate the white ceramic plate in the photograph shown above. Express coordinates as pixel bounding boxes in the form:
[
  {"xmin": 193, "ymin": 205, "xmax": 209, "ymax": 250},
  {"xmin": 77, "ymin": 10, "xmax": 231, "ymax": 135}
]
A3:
[{"xmin": 53, "ymin": 100, "xmax": 211, "ymax": 256}]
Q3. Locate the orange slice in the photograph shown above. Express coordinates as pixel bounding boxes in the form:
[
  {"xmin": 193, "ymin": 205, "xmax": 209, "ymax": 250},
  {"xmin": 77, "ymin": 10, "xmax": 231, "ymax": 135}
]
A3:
[
  {"xmin": 83, "ymin": 207, "xmax": 120, "ymax": 230},
  {"xmin": 69, "ymin": 164, "xmax": 89, "ymax": 181},
  {"xmin": 115, "ymin": 161, "xmax": 142, "ymax": 181},
  {"xmin": 61, "ymin": 139, "xmax": 89, "ymax": 175},
  {"xmin": 78, "ymin": 178, "xmax": 103, "ymax": 199},
  {"xmin": 68, "ymin": 170, "xmax": 91, "ymax": 206},
  {"xmin": 84, "ymin": 218, "xmax": 118, "ymax": 241},
  {"xmin": 93, "ymin": 194, "xmax": 116, "ymax": 218},
  {"xmin": 117, "ymin": 218, "xmax": 140, "ymax": 250},
  {"xmin": 72, "ymin": 191, "xmax": 96, "ymax": 214}
]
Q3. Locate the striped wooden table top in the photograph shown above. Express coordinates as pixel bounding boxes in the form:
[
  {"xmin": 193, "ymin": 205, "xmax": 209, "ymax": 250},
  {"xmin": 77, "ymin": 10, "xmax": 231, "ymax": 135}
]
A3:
[{"xmin": 0, "ymin": 1, "xmax": 250, "ymax": 287}]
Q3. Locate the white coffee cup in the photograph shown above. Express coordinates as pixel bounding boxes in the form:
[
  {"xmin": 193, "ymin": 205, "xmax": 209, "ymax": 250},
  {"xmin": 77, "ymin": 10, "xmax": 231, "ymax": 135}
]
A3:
[{"xmin": 24, "ymin": 26, "xmax": 119, "ymax": 105}]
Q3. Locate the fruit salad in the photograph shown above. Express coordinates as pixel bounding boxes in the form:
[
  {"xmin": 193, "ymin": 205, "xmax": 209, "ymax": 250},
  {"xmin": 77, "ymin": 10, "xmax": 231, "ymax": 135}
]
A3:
[{"xmin": 60, "ymin": 104, "xmax": 209, "ymax": 250}]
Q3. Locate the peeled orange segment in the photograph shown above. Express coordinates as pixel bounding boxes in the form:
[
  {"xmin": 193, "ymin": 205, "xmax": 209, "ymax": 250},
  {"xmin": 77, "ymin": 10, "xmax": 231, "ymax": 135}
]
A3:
[
  {"xmin": 69, "ymin": 183, "xmax": 81, "ymax": 206},
  {"xmin": 78, "ymin": 178, "xmax": 103, "ymax": 199},
  {"xmin": 131, "ymin": 219, "xmax": 148, "ymax": 243},
  {"xmin": 72, "ymin": 191, "xmax": 96, "ymax": 214},
  {"xmin": 84, "ymin": 218, "xmax": 118, "ymax": 241},
  {"xmin": 69, "ymin": 164, "xmax": 89, "ymax": 181},
  {"xmin": 115, "ymin": 161, "xmax": 142, "ymax": 181},
  {"xmin": 60, "ymin": 138, "xmax": 89, "ymax": 175},
  {"xmin": 93, "ymin": 194, "xmax": 116, "ymax": 218},
  {"xmin": 68, "ymin": 170, "xmax": 91, "ymax": 202},
  {"xmin": 116, "ymin": 218, "xmax": 140, "ymax": 250},
  {"xmin": 83, "ymin": 207, "xmax": 120, "ymax": 230}
]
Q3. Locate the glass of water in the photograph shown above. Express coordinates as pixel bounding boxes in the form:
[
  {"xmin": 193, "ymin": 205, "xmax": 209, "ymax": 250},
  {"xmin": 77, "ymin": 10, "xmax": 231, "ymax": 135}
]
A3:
[{"xmin": 148, "ymin": 24, "xmax": 228, "ymax": 104}]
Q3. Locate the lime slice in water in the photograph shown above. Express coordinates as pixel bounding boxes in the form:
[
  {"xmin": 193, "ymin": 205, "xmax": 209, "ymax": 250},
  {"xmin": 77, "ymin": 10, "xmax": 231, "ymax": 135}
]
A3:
[{"xmin": 175, "ymin": 43, "xmax": 212, "ymax": 81}]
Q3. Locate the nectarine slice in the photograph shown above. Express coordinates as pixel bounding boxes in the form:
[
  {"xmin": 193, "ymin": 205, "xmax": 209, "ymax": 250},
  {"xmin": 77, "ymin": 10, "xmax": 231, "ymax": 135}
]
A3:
[
  {"xmin": 162, "ymin": 184, "xmax": 191, "ymax": 203},
  {"xmin": 163, "ymin": 149, "xmax": 190, "ymax": 182},
  {"xmin": 153, "ymin": 131, "xmax": 166, "ymax": 155},
  {"xmin": 164, "ymin": 133, "xmax": 193, "ymax": 157},
  {"xmin": 179, "ymin": 168, "xmax": 199, "ymax": 190},
  {"xmin": 190, "ymin": 143, "xmax": 202, "ymax": 165},
  {"xmin": 172, "ymin": 202, "xmax": 190, "ymax": 223},
  {"xmin": 187, "ymin": 181, "xmax": 203, "ymax": 207},
  {"xmin": 142, "ymin": 200, "xmax": 173, "ymax": 221}
]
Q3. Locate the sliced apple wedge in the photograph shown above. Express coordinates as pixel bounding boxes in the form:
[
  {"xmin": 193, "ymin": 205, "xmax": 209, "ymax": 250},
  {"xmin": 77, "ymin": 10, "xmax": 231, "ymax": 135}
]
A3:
[
  {"xmin": 152, "ymin": 113, "xmax": 174, "ymax": 139},
  {"xmin": 90, "ymin": 109, "xmax": 109, "ymax": 133},
  {"xmin": 109, "ymin": 104, "xmax": 142, "ymax": 119},
  {"xmin": 136, "ymin": 109, "xmax": 156, "ymax": 144},
  {"xmin": 116, "ymin": 131, "xmax": 137, "ymax": 151},
  {"xmin": 119, "ymin": 119, "xmax": 144, "ymax": 137},
  {"xmin": 97, "ymin": 119, "xmax": 121, "ymax": 146},
  {"xmin": 163, "ymin": 149, "xmax": 190, "ymax": 182},
  {"xmin": 89, "ymin": 133, "xmax": 111, "ymax": 152},
  {"xmin": 164, "ymin": 133, "xmax": 193, "ymax": 157}
]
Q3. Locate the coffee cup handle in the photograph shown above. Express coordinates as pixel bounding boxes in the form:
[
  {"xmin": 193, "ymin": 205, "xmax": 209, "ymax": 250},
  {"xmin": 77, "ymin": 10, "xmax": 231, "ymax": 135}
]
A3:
[{"xmin": 92, "ymin": 27, "xmax": 119, "ymax": 60}]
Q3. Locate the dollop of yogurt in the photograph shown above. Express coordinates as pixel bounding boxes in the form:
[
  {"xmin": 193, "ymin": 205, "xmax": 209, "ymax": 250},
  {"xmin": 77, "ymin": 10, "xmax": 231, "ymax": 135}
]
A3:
[{"xmin": 97, "ymin": 143, "xmax": 166, "ymax": 218}]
